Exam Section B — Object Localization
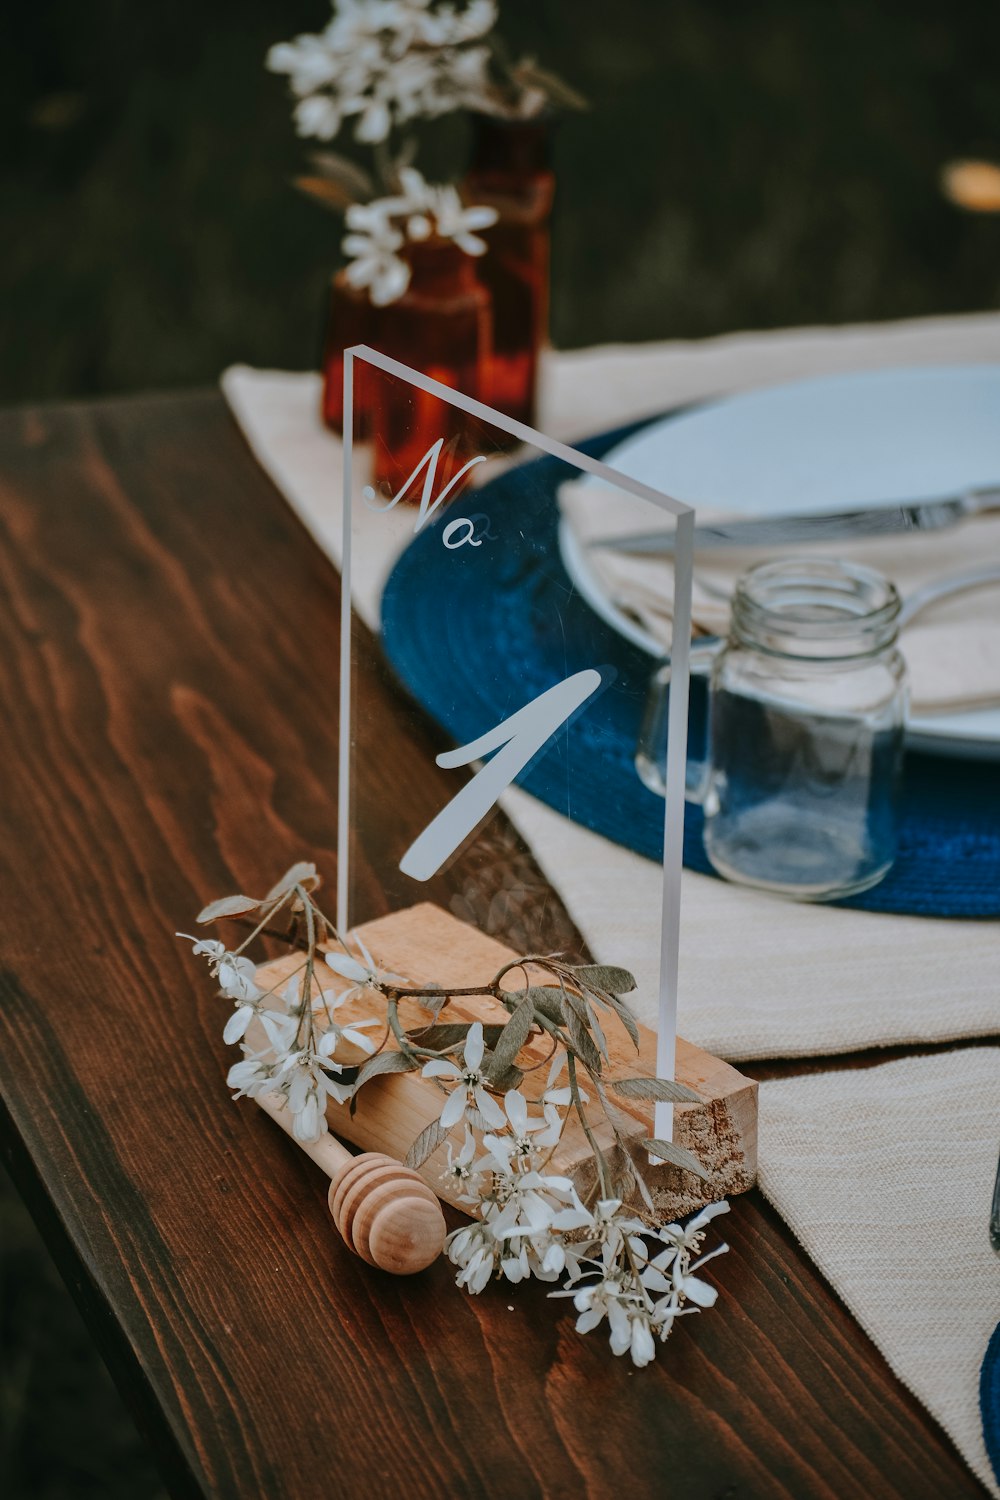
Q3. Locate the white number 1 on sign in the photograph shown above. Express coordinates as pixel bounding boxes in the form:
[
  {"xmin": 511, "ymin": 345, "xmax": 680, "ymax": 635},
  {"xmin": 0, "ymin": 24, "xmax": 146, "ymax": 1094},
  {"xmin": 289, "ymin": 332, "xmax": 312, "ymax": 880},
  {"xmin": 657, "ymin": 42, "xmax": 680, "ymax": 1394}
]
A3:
[{"xmin": 398, "ymin": 669, "xmax": 603, "ymax": 882}]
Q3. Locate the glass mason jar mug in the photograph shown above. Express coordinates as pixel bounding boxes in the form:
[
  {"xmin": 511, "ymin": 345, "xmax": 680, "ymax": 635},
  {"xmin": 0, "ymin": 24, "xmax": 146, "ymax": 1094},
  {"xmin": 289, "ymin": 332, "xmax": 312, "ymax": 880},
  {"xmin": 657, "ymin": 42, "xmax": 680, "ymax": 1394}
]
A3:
[{"xmin": 636, "ymin": 559, "xmax": 909, "ymax": 901}]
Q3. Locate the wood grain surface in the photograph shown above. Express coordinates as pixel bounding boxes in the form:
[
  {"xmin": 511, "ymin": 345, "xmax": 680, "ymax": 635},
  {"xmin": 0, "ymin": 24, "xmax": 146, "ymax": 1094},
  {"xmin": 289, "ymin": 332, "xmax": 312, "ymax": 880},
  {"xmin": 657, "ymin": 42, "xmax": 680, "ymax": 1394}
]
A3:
[{"xmin": 0, "ymin": 391, "xmax": 989, "ymax": 1499}]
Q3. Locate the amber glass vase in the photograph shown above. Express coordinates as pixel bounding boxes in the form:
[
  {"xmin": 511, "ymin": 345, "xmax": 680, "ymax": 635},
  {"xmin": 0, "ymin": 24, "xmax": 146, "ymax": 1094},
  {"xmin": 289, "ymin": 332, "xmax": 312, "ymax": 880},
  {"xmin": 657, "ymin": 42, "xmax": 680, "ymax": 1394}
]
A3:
[
  {"xmin": 369, "ymin": 237, "xmax": 492, "ymax": 492},
  {"xmin": 463, "ymin": 113, "xmax": 554, "ymax": 431},
  {"xmin": 321, "ymin": 271, "xmax": 373, "ymax": 435}
]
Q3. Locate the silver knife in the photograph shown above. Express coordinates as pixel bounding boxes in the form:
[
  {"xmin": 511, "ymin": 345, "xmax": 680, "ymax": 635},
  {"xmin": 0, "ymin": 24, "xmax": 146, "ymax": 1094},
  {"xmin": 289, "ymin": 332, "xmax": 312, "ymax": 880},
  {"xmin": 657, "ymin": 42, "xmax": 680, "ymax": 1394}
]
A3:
[{"xmin": 589, "ymin": 485, "xmax": 1000, "ymax": 554}]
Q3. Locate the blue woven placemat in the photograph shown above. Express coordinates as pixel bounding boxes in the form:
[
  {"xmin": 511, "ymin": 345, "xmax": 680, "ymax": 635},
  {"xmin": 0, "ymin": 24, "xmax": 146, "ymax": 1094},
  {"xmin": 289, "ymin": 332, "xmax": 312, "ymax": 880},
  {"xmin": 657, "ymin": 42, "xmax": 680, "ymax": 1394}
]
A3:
[
  {"xmin": 380, "ymin": 421, "xmax": 1000, "ymax": 919},
  {"xmin": 981, "ymin": 1320, "xmax": 1000, "ymax": 1488}
]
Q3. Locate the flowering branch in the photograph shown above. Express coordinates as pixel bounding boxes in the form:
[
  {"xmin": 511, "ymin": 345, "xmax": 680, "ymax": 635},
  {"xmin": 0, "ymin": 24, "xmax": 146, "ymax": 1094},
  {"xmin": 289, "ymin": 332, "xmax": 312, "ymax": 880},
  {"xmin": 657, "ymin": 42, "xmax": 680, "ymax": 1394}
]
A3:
[
  {"xmin": 266, "ymin": 1, "xmax": 583, "ymax": 305},
  {"xmin": 180, "ymin": 862, "xmax": 729, "ymax": 1366}
]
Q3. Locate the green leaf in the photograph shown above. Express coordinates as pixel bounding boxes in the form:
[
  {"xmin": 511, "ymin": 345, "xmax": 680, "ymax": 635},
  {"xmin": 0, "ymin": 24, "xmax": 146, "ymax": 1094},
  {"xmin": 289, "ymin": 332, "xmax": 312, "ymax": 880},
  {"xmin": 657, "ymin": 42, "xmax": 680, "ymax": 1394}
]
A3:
[
  {"xmin": 641, "ymin": 1138, "xmax": 710, "ymax": 1181},
  {"xmin": 524, "ymin": 986, "xmax": 565, "ymax": 1025},
  {"xmin": 611, "ymin": 1076, "xmax": 702, "ymax": 1105},
  {"xmin": 487, "ymin": 992, "xmax": 536, "ymax": 1082},
  {"xmin": 571, "ymin": 964, "xmax": 637, "ymax": 996},
  {"xmin": 604, "ymin": 992, "xmax": 640, "ymax": 1051},
  {"xmin": 583, "ymin": 997, "xmax": 609, "ymax": 1062},
  {"xmin": 263, "ymin": 861, "xmax": 319, "ymax": 905},
  {"xmin": 405, "ymin": 1118, "xmax": 448, "ymax": 1171},
  {"xmin": 196, "ymin": 893, "xmax": 261, "ymax": 923},
  {"xmin": 353, "ymin": 1049, "xmax": 418, "ymax": 1089},
  {"xmin": 564, "ymin": 992, "xmax": 602, "ymax": 1074}
]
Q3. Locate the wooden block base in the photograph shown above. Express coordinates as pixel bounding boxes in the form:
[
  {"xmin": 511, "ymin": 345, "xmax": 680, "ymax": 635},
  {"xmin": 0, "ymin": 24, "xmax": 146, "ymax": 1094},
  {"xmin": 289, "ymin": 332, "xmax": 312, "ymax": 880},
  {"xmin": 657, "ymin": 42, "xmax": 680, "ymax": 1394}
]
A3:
[{"xmin": 254, "ymin": 904, "xmax": 757, "ymax": 1222}]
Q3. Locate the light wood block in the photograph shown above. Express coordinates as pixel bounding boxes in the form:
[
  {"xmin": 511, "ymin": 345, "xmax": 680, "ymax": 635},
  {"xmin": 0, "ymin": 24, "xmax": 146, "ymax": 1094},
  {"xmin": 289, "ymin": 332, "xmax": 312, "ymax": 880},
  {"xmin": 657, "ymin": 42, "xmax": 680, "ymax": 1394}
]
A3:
[{"xmin": 253, "ymin": 903, "xmax": 757, "ymax": 1221}]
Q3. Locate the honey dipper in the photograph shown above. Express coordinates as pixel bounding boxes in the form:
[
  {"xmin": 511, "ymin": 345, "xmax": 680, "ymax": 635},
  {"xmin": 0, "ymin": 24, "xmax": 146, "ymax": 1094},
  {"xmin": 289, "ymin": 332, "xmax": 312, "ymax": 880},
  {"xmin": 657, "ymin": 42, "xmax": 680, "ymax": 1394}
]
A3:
[{"xmin": 255, "ymin": 1091, "xmax": 446, "ymax": 1275}]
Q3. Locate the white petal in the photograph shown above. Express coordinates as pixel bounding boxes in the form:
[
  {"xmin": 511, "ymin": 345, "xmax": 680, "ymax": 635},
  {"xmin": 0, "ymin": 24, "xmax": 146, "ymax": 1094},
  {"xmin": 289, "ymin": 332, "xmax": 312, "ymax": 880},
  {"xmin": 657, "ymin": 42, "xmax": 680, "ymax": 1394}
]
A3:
[
  {"xmin": 454, "ymin": 231, "xmax": 487, "ymax": 256},
  {"xmin": 546, "ymin": 1050, "xmax": 567, "ymax": 1090},
  {"xmin": 630, "ymin": 1319, "xmax": 656, "ymax": 1367},
  {"xmin": 341, "ymin": 1027, "xmax": 377, "ymax": 1054},
  {"xmin": 550, "ymin": 1207, "xmax": 593, "ymax": 1232},
  {"xmin": 439, "ymin": 1088, "xmax": 468, "ymax": 1129},
  {"xmin": 680, "ymin": 1274, "xmax": 718, "ymax": 1308},
  {"xmin": 575, "ymin": 1306, "xmax": 605, "ymax": 1335},
  {"xmin": 325, "ymin": 951, "xmax": 369, "ymax": 982},
  {"xmin": 422, "ymin": 1059, "xmax": 461, "ymax": 1080},
  {"xmin": 369, "ymin": 256, "xmax": 410, "ymax": 306},
  {"xmin": 353, "ymin": 933, "xmax": 376, "ymax": 971},
  {"xmin": 464, "ymin": 1021, "xmax": 485, "ymax": 1071},
  {"xmin": 474, "ymin": 1087, "xmax": 506, "ymax": 1129},
  {"xmin": 223, "ymin": 1006, "xmax": 252, "ymax": 1045},
  {"xmin": 686, "ymin": 1200, "xmax": 731, "ymax": 1233},
  {"xmin": 504, "ymin": 1089, "xmax": 528, "ymax": 1134},
  {"xmin": 294, "ymin": 1093, "xmax": 320, "ymax": 1141},
  {"xmin": 542, "ymin": 1087, "xmax": 573, "ymax": 1108},
  {"xmin": 542, "ymin": 1242, "xmax": 565, "ymax": 1275}
]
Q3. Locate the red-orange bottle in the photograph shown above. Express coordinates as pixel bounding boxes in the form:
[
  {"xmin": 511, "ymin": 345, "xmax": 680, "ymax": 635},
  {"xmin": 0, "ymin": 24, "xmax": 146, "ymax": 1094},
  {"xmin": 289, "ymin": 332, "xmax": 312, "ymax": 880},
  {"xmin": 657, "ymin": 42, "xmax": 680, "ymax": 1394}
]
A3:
[
  {"xmin": 320, "ymin": 271, "xmax": 372, "ymax": 435},
  {"xmin": 463, "ymin": 114, "xmax": 554, "ymax": 432},
  {"xmin": 369, "ymin": 237, "xmax": 492, "ymax": 492}
]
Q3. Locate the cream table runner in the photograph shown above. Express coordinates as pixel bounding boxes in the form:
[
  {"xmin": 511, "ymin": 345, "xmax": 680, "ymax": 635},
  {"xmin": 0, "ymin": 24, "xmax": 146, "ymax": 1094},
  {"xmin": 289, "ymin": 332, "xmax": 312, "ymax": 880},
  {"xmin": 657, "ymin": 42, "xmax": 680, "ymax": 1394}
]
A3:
[
  {"xmin": 758, "ymin": 1047, "xmax": 1000, "ymax": 1498},
  {"xmin": 222, "ymin": 311, "xmax": 1000, "ymax": 1062}
]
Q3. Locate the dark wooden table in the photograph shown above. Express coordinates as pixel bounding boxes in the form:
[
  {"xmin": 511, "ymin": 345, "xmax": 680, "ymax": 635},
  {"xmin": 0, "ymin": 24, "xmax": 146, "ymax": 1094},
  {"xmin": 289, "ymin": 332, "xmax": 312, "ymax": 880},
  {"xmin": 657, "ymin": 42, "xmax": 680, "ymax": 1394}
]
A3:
[{"xmin": 0, "ymin": 390, "xmax": 990, "ymax": 1500}]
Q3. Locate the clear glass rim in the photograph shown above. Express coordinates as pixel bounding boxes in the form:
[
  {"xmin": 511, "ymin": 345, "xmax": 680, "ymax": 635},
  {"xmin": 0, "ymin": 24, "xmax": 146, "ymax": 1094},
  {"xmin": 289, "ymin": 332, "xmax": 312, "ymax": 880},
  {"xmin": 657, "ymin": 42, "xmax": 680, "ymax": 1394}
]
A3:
[{"xmin": 731, "ymin": 557, "xmax": 901, "ymax": 656}]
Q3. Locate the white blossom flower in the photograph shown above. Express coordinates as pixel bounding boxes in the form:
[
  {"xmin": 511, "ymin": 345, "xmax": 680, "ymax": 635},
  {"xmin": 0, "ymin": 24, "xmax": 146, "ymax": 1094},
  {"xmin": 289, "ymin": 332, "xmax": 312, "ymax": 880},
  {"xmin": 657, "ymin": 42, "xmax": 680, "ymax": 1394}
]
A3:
[
  {"xmin": 440, "ymin": 1127, "xmax": 481, "ymax": 1202},
  {"xmin": 316, "ymin": 988, "xmax": 380, "ymax": 1061},
  {"xmin": 273, "ymin": 1043, "xmax": 353, "ymax": 1141},
  {"xmin": 338, "ymin": 167, "xmax": 496, "ymax": 305},
  {"xmin": 422, "ymin": 1021, "xmax": 506, "ymax": 1130},
  {"xmin": 267, "ymin": 0, "xmax": 496, "ymax": 145},
  {"xmin": 446, "ymin": 1219, "xmax": 499, "ymax": 1293},
  {"xmin": 481, "ymin": 1088, "xmax": 559, "ymax": 1166},
  {"xmin": 226, "ymin": 1050, "xmax": 278, "ymax": 1100},
  {"xmin": 426, "ymin": 183, "xmax": 496, "ymax": 254},
  {"xmin": 669, "ymin": 1242, "xmax": 729, "ymax": 1308},
  {"xmin": 176, "ymin": 933, "xmax": 225, "ymax": 961},
  {"xmin": 324, "ymin": 932, "xmax": 406, "ymax": 1000},
  {"xmin": 659, "ymin": 1199, "xmax": 731, "ymax": 1253},
  {"xmin": 548, "ymin": 1196, "xmax": 729, "ymax": 1365},
  {"xmin": 178, "ymin": 932, "xmax": 264, "ymax": 1004}
]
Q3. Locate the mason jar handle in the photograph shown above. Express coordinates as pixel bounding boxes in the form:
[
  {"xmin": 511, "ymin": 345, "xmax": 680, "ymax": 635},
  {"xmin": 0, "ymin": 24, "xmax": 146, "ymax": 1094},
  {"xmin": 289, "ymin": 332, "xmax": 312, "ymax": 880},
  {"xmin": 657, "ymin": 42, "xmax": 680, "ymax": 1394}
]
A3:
[{"xmin": 635, "ymin": 638, "xmax": 722, "ymax": 801}]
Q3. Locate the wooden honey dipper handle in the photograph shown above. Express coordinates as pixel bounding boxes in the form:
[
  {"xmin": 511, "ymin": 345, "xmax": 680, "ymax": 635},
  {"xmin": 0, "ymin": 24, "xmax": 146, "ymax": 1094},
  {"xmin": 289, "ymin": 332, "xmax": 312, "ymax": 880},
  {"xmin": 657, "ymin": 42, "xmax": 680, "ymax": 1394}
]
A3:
[{"xmin": 255, "ymin": 1092, "xmax": 446, "ymax": 1275}]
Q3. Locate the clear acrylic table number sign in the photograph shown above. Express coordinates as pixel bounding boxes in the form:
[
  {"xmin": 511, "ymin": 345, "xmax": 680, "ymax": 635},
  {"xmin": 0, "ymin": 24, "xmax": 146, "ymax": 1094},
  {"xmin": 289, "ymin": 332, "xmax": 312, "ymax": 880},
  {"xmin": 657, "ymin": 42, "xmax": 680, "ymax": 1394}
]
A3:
[{"xmin": 338, "ymin": 346, "xmax": 695, "ymax": 1150}]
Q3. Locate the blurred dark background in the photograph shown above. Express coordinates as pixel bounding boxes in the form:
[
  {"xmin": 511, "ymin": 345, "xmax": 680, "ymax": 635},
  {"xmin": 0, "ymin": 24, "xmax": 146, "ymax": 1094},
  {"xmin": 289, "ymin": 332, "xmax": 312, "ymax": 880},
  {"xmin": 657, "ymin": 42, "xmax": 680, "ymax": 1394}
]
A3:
[
  {"xmin": 2, "ymin": 0, "xmax": 1000, "ymax": 408},
  {"xmin": 1, "ymin": 1, "xmax": 998, "ymax": 1495}
]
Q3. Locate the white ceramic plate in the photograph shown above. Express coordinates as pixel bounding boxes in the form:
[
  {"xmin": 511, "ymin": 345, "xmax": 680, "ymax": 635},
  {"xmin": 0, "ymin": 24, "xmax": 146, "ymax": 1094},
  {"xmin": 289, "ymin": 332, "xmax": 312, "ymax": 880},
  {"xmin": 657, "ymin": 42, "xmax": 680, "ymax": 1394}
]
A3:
[{"xmin": 565, "ymin": 363, "xmax": 1000, "ymax": 759}]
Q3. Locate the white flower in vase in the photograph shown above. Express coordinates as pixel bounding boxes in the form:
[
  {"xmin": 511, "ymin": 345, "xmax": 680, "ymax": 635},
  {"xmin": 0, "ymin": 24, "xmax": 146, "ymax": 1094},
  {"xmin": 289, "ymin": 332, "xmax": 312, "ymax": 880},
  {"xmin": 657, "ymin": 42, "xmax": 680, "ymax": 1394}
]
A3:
[
  {"xmin": 267, "ymin": 0, "xmax": 497, "ymax": 145},
  {"xmin": 426, "ymin": 183, "xmax": 496, "ymax": 254},
  {"xmin": 338, "ymin": 167, "xmax": 497, "ymax": 306}
]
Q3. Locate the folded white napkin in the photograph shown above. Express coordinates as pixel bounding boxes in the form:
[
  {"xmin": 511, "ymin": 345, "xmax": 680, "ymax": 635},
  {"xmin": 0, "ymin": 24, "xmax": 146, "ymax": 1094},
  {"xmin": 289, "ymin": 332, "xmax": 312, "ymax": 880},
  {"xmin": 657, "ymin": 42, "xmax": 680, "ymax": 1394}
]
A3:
[
  {"xmin": 758, "ymin": 1047, "xmax": 1000, "ymax": 1498},
  {"xmin": 558, "ymin": 476, "xmax": 1000, "ymax": 715}
]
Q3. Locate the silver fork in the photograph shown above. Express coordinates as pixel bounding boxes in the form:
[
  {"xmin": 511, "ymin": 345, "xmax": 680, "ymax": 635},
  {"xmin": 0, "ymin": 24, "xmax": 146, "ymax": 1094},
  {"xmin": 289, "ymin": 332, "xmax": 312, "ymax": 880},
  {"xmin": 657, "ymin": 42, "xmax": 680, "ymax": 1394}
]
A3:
[
  {"xmin": 681, "ymin": 562, "xmax": 1000, "ymax": 621},
  {"xmin": 991, "ymin": 1148, "xmax": 1000, "ymax": 1254}
]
